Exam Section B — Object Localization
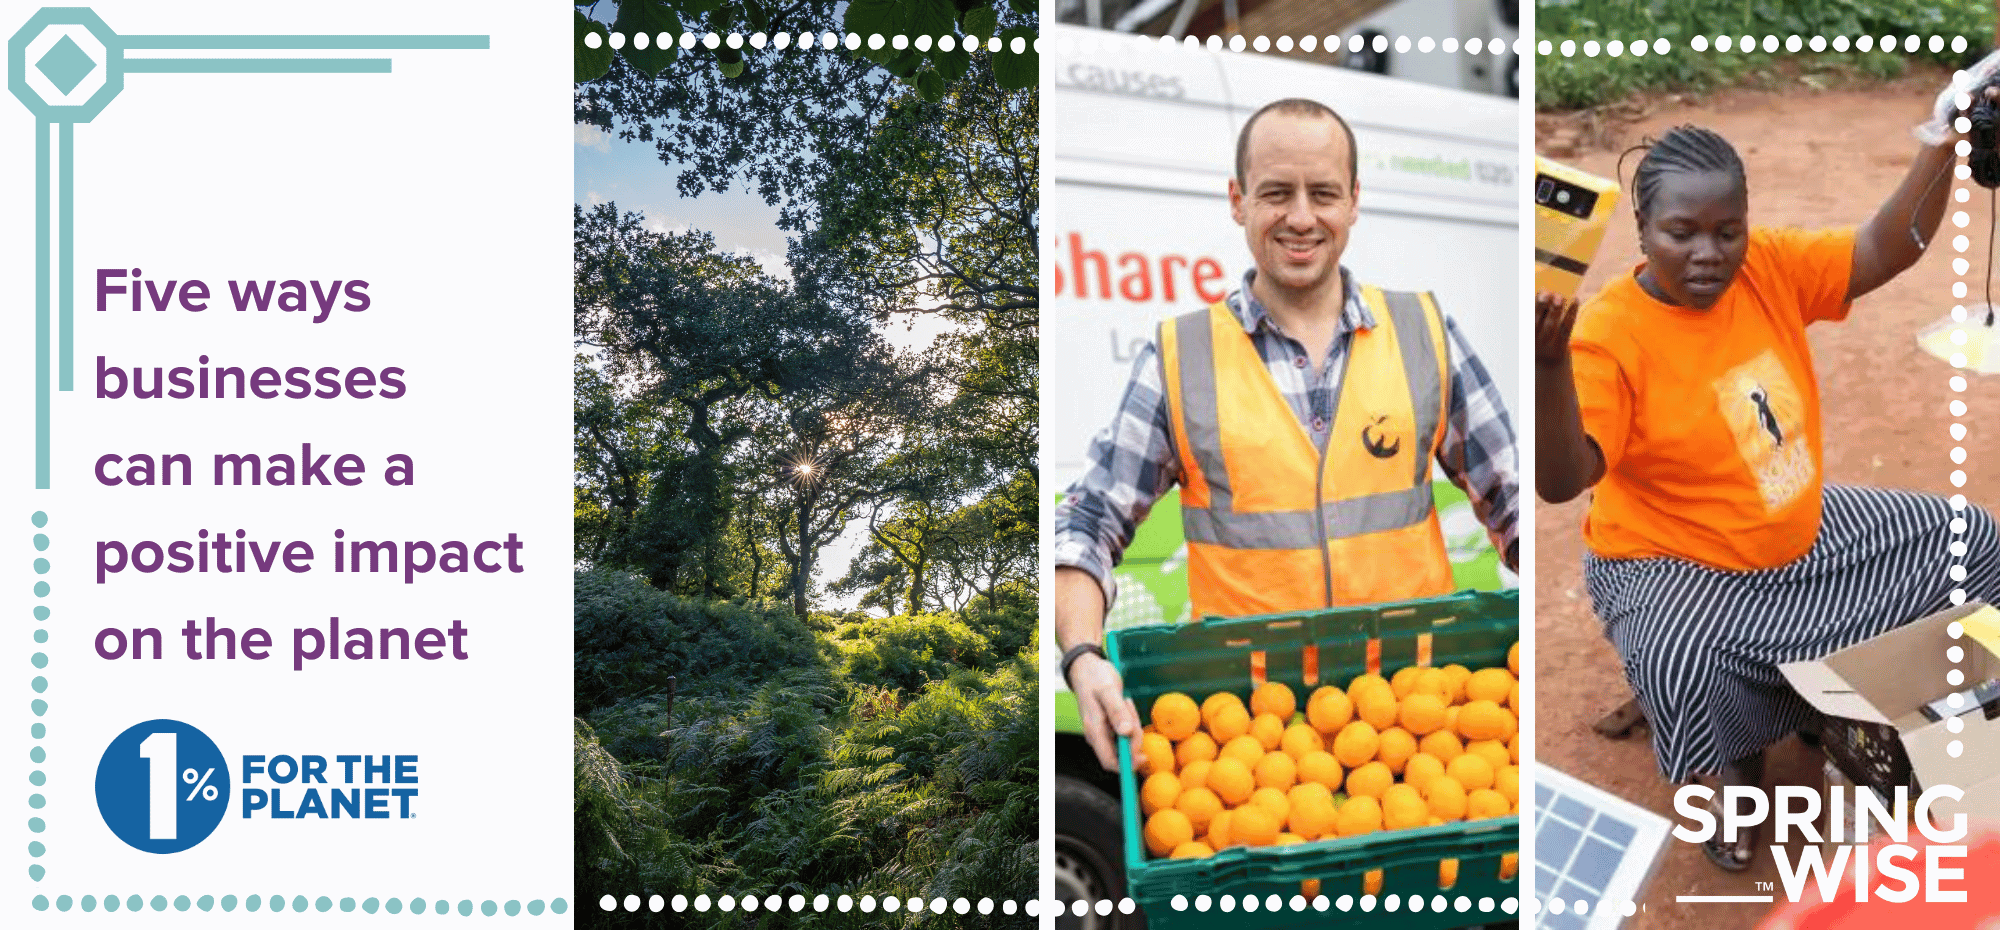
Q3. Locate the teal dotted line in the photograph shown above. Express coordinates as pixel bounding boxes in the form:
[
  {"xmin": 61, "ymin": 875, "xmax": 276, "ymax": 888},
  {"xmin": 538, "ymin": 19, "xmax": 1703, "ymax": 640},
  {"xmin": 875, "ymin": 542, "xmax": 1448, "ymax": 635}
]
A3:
[
  {"xmin": 29, "ymin": 511, "xmax": 50, "ymax": 886},
  {"xmin": 29, "ymin": 895, "xmax": 570, "ymax": 915}
]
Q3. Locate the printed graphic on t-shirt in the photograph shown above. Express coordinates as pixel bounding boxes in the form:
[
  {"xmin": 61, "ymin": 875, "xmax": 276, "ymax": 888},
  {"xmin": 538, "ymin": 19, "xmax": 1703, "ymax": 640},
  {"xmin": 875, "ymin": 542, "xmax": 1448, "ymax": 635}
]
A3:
[{"xmin": 1713, "ymin": 349, "xmax": 1813, "ymax": 511}]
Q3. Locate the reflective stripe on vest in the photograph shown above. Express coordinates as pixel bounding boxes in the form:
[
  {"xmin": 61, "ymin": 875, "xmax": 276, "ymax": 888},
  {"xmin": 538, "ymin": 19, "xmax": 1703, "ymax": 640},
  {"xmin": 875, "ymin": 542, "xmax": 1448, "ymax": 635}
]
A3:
[{"xmin": 1160, "ymin": 286, "xmax": 1454, "ymax": 617}]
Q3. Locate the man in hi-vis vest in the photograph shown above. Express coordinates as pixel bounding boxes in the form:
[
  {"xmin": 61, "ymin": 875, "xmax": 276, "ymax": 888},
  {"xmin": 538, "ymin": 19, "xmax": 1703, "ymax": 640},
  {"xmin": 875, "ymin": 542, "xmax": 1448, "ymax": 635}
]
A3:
[{"xmin": 1054, "ymin": 99, "xmax": 1520, "ymax": 772}]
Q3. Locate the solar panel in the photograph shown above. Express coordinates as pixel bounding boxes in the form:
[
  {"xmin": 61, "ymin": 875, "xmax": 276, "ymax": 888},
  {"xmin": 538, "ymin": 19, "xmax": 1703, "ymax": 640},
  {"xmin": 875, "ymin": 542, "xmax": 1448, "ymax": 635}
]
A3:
[{"xmin": 1533, "ymin": 765, "xmax": 1673, "ymax": 929}]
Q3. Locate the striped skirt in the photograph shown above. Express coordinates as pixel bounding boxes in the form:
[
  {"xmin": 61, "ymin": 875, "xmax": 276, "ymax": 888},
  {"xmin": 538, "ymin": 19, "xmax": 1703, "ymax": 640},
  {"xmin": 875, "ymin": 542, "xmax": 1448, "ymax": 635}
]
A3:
[{"xmin": 1583, "ymin": 484, "xmax": 2000, "ymax": 783}]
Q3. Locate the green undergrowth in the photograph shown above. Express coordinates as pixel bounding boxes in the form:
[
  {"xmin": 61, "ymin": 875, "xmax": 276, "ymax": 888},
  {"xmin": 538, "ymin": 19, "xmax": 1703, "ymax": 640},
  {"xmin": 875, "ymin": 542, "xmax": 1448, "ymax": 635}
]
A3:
[
  {"xmin": 574, "ymin": 570, "xmax": 1037, "ymax": 928},
  {"xmin": 1538, "ymin": 0, "xmax": 1987, "ymax": 109}
]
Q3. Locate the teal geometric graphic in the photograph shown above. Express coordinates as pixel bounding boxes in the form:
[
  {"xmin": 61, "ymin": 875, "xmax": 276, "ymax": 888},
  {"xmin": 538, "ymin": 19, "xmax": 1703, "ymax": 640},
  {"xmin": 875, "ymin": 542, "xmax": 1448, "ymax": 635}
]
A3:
[
  {"xmin": 35, "ymin": 36, "xmax": 93, "ymax": 93},
  {"xmin": 37, "ymin": 895, "xmax": 570, "ymax": 914},
  {"xmin": 7, "ymin": 6, "xmax": 489, "ymax": 488}
]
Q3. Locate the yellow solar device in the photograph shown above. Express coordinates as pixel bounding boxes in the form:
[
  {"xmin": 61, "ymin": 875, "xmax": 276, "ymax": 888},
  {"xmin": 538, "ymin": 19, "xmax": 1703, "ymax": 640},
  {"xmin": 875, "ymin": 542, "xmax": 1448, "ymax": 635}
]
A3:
[{"xmin": 1534, "ymin": 157, "xmax": 1621, "ymax": 300}]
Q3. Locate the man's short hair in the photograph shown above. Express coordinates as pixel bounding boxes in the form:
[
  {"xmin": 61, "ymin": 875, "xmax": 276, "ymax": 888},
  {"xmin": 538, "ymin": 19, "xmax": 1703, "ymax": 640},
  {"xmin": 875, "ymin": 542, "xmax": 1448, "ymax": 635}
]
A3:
[{"xmin": 1234, "ymin": 98, "xmax": 1359, "ymax": 191}]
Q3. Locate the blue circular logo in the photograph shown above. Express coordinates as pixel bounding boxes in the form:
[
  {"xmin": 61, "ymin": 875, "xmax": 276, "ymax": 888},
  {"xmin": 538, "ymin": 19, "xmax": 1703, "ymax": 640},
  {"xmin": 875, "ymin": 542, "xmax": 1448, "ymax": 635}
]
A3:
[{"xmin": 94, "ymin": 719, "xmax": 229, "ymax": 853}]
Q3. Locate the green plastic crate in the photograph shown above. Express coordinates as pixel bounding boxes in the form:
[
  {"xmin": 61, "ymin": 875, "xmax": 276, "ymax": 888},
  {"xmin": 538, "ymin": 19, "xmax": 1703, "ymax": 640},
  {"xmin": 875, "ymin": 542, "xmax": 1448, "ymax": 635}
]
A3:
[{"xmin": 1109, "ymin": 590, "xmax": 1521, "ymax": 928}]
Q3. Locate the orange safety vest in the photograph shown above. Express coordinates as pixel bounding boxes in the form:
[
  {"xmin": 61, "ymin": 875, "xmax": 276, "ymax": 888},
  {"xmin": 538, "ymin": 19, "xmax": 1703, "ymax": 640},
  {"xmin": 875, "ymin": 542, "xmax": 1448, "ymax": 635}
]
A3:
[{"xmin": 1159, "ymin": 286, "xmax": 1455, "ymax": 620}]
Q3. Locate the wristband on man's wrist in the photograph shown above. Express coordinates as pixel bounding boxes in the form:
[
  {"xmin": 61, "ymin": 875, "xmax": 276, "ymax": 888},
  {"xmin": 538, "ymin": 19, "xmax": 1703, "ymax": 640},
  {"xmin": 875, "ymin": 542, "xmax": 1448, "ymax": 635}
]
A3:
[{"xmin": 1060, "ymin": 642, "xmax": 1106, "ymax": 690}]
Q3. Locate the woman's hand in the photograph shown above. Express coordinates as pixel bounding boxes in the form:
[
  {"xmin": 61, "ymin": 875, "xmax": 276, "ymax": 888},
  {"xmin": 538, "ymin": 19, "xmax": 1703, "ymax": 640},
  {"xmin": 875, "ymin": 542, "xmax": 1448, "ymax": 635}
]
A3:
[
  {"xmin": 1536, "ymin": 291, "xmax": 1581, "ymax": 368},
  {"xmin": 1917, "ymin": 48, "xmax": 2000, "ymax": 145}
]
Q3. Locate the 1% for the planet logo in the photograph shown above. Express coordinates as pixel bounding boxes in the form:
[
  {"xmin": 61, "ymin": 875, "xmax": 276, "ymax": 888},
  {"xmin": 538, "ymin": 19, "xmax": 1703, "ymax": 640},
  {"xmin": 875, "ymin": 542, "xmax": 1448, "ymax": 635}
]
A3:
[{"xmin": 94, "ymin": 719, "xmax": 231, "ymax": 853}]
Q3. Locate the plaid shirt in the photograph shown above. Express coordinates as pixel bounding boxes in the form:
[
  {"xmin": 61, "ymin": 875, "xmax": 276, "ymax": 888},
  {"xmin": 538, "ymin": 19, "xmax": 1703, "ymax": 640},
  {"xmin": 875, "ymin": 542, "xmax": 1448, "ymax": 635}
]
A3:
[{"xmin": 1053, "ymin": 268, "xmax": 1520, "ymax": 612}]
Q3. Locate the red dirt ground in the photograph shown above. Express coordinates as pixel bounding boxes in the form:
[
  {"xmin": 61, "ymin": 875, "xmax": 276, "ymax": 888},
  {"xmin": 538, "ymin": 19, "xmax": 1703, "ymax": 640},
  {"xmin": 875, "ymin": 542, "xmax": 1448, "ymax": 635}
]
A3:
[{"xmin": 1535, "ymin": 73, "xmax": 2000, "ymax": 930}]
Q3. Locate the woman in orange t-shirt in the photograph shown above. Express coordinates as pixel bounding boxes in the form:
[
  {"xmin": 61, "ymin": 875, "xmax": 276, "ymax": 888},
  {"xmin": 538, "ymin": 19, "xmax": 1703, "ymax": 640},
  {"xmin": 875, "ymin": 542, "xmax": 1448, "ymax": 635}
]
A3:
[{"xmin": 1537, "ymin": 123, "xmax": 2000, "ymax": 872}]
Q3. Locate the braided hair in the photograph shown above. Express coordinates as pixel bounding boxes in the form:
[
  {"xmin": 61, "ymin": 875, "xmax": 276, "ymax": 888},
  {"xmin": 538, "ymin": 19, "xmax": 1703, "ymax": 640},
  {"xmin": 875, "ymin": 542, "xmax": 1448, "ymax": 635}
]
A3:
[{"xmin": 1618, "ymin": 125, "xmax": 1746, "ymax": 221}]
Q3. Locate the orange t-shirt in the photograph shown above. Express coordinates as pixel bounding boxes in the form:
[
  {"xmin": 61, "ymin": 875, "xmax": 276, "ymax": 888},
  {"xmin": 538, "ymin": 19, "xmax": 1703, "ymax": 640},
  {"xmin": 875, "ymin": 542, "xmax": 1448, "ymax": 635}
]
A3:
[{"xmin": 1569, "ymin": 226, "xmax": 1856, "ymax": 571}]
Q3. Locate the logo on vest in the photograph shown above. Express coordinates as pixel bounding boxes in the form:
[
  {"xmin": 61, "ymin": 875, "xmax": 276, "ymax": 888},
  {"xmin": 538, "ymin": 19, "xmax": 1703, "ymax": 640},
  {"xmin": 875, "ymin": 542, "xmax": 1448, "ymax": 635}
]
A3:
[{"xmin": 1362, "ymin": 415, "xmax": 1401, "ymax": 459}]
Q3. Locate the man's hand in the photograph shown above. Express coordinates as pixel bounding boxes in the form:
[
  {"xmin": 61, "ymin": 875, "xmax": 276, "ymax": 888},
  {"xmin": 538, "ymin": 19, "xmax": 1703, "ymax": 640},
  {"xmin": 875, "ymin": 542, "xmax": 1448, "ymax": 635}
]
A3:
[
  {"xmin": 1069, "ymin": 650, "xmax": 1142, "ymax": 772},
  {"xmin": 1535, "ymin": 291, "xmax": 1581, "ymax": 368}
]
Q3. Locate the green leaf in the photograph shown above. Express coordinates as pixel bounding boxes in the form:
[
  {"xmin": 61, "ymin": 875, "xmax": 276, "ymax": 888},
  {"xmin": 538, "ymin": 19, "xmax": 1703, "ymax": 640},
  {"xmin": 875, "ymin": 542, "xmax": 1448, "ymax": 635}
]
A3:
[
  {"xmin": 915, "ymin": 70, "xmax": 945, "ymax": 103},
  {"xmin": 883, "ymin": 48, "xmax": 925, "ymax": 80},
  {"xmin": 844, "ymin": 0, "xmax": 902, "ymax": 39},
  {"xmin": 930, "ymin": 46, "xmax": 970, "ymax": 85},
  {"xmin": 991, "ymin": 26, "xmax": 1036, "ymax": 91},
  {"xmin": 906, "ymin": 0, "xmax": 959, "ymax": 40},
  {"xmin": 720, "ymin": 59, "xmax": 746, "ymax": 79},
  {"xmin": 745, "ymin": 0, "xmax": 770, "ymax": 35},
  {"xmin": 961, "ymin": 5, "xmax": 999, "ymax": 41},
  {"xmin": 612, "ymin": 0, "xmax": 682, "ymax": 78},
  {"xmin": 1007, "ymin": 0, "xmax": 1034, "ymax": 14},
  {"xmin": 683, "ymin": 0, "xmax": 722, "ymax": 14},
  {"xmin": 575, "ymin": 9, "xmax": 614, "ymax": 83}
]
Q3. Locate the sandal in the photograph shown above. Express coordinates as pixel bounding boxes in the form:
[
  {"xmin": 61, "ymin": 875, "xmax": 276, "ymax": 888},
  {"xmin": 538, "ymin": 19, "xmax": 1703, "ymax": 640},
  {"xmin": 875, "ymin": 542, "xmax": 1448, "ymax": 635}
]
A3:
[{"xmin": 1700, "ymin": 798, "xmax": 1756, "ymax": 872}]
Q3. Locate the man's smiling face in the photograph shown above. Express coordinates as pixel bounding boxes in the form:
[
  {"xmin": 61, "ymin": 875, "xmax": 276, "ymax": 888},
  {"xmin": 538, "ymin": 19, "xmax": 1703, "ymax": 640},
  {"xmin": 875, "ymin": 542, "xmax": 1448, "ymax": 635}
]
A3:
[{"xmin": 1229, "ymin": 111, "xmax": 1359, "ymax": 299}]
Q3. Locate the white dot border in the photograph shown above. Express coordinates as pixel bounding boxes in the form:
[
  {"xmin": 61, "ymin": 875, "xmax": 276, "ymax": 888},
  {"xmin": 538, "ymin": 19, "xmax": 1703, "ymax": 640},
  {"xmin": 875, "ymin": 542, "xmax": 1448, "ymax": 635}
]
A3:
[{"xmin": 576, "ymin": 28, "xmax": 1983, "ymax": 920}]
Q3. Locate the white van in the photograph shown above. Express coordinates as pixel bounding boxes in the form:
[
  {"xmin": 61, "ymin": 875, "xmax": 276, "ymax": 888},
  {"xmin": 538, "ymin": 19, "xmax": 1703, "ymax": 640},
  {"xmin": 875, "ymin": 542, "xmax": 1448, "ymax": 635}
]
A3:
[{"xmin": 1043, "ymin": 24, "xmax": 1520, "ymax": 927}]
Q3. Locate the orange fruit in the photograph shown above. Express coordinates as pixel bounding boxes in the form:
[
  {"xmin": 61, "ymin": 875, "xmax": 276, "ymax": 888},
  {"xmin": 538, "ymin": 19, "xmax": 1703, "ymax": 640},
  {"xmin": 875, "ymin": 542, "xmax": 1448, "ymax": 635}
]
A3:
[
  {"xmin": 1138, "ymin": 733, "xmax": 1175, "ymax": 776},
  {"xmin": 1508, "ymin": 642, "xmax": 1519, "ymax": 676},
  {"xmin": 1232, "ymin": 804, "xmax": 1280, "ymax": 847},
  {"xmin": 1220, "ymin": 735, "xmax": 1265, "ymax": 769},
  {"xmin": 1467, "ymin": 739, "xmax": 1511, "ymax": 774},
  {"xmin": 1382, "ymin": 784, "xmax": 1428, "ymax": 830},
  {"xmin": 1332, "ymin": 721, "xmax": 1380, "ymax": 769},
  {"xmin": 1458, "ymin": 700, "xmax": 1516, "ymax": 742},
  {"xmin": 1306, "ymin": 686, "xmax": 1355, "ymax": 735},
  {"xmin": 1495, "ymin": 765, "xmax": 1519, "ymax": 807},
  {"xmin": 1250, "ymin": 712, "xmax": 1286, "ymax": 751},
  {"xmin": 1141, "ymin": 771, "xmax": 1181, "ymax": 816},
  {"xmin": 1444, "ymin": 705, "xmax": 1461, "ymax": 734},
  {"xmin": 1403, "ymin": 752, "xmax": 1446, "ymax": 793},
  {"xmin": 1508, "ymin": 732, "xmax": 1519, "ymax": 764},
  {"xmin": 1362, "ymin": 869, "xmax": 1384, "ymax": 896},
  {"xmin": 1175, "ymin": 731, "xmax": 1218, "ymax": 768},
  {"xmin": 1466, "ymin": 668, "xmax": 1514, "ymax": 704},
  {"xmin": 1345, "ymin": 673, "xmax": 1389, "ymax": 705},
  {"xmin": 1419, "ymin": 729, "xmax": 1463, "ymax": 764},
  {"xmin": 1280, "ymin": 722, "xmax": 1324, "ymax": 760},
  {"xmin": 1288, "ymin": 789, "xmax": 1337, "ymax": 841},
  {"xmin": 1250, "ymin": 682, "xmax": 1296, "ymax": 721},
  {"xmin": 1296, "ymin": 750, "xmax": 1343, "ymax": 790},
  {"xmin": 1208, "ymin": 809, "xmax": 1235, "ymax": 848},
  {"xmin": 1209, "ymin": 702, "xmax": 1252, "ymax": 744},
  {"xmin": 1274, "ymin": 832, "xmax": 1304, "ymax": 846},
  {"xmin": 1501, "ymin": 852, "xmax": 1519, "ymax": 881},
  {"xmin": 1250, "ymin": 787, "xmax": 1291, "ymax": 831},
  {"xmin": 1254, "ymin": 749, "xmax": 1297, "ymax": 792},
  {"xmin": 1412, "ymin": 668, "xmax": 1451, "ymax": 701},
  {"xmin": 1172, "ymin": 841, "xmax": 1215, "ymax": 859},
  {"xmin": 1356, "ymin": 684, "xmax": 1399, "ymax": 731},
  {"xmin": 1376, "ymin": 726, "xmax": 1418, "ymax": 774},
  {"xmin": 1390, "ymin": 665, "xmax": 1425, "ymax": 699},
  {"xmin": 1201, "ymin": 691, "xmax": 1244, "ymax": 731},
  {"xmin": 1399, "ymin": 693, "xmax": 1448, "ymax": 736},
  {"xmin": 1179, "ymin": 759, "xmax": 1213, "ymax": 792},
  {"xmin": 1207, "ymin": 757, "xmax": 1255, "ymax": 806},
  {"xmin": 1151, "ymin": 692, "xmax": 1201, "ymax": 741},
  {"xmin": 1302, "ymin": 878, "xmax": 1322, "ymax": 900},
  {"xmin": 1175, "ymin": 786, "xmax": 1223, "ymax": 834},
  {"xmin": 1440, "ymin": 858, "xmax": 1460, "ymax": 888},
  {"xmin": 1425, "ymin": 775, "xmax": 1468, "ymax": 822},
  {"xmin": 1468, "ymin": 788, "xmax": 1510, "ymax": 820},
  {"xmin": 1445, "ymin": 752, "xmax": 1495, "ymax": 791},
  {"xmin": 1144, "ymin": 809, "xmax": 1193, "ymax": 857},
  {"xmin": 1335, "ymin": 795, "xmax": 1383, "ymax": 837},
  {"xmin": 1510, "ymin": 681, "xmax": 1520, "ymax": 714},
  {"xmin": 1440, "ymin": 664, "xmax": 1473, "ymax": 704},
  {"xmin": 1345, "ymin": 761, "xmax": 1393, "ymax": 800}
]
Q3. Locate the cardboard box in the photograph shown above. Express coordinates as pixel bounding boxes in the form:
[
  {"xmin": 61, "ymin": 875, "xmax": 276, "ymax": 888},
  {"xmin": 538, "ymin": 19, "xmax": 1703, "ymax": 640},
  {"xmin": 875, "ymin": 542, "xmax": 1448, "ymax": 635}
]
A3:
[{"xmin": 1779, "ymin": 602, "xmax": 2000, "ymax": 824}]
